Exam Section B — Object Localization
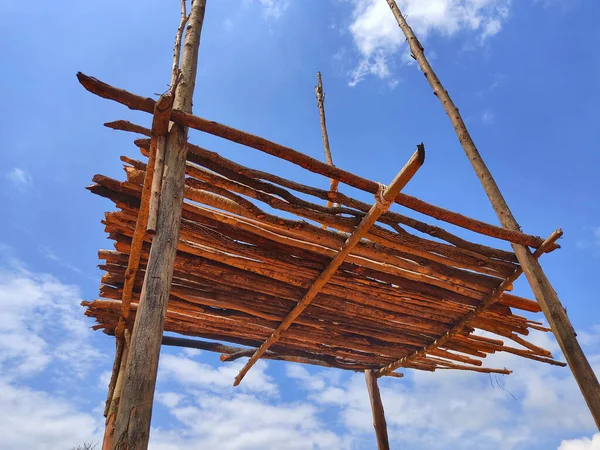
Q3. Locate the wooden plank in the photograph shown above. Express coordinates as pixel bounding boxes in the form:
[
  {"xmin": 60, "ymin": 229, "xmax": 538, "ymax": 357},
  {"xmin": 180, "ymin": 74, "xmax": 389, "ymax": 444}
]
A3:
[
  {"xmin": 111, "ymin": 1, "xmax": 207, "ymax": 448},
  {"xmin": 384, "ymin": 0, "xmax": 600, "ymax": 430},
  {"xmin": 365, "ymin": 369, "xmax": 390, "ymax": 450},
  {"xmin": 232, "ymin": 144, "xmax": 425, "ymax": 386}
]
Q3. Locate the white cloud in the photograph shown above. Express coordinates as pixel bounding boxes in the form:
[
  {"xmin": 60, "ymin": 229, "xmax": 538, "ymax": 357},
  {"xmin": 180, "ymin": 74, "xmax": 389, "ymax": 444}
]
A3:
[
  {"xmin": 575, "ymin": 226, "xmax": 600, "ymax": 251},
  {"xmin": 153, "ymin": 354, "xmax": 349, "ymax": 449},
  {"xmin": 258, "ymin": 0, "xmax": 289, "ymax": 20},
  {"xmin": 223, "ymin": 18, "xmax": 234, "ymax": 32},
  {"xmin": 159, "ymin": 353, "xmax": 278, "ymax": 396},
  {"xmin": 347, "ymin": 0, "xmax": 512, "ymax": 85},
  {"xmin": 482, "ymin": 109, "xmax": 496, "ymax": 125},
  {"xmin": 0, "ymin": 261, "xmax": 101, "ymax": 378},
  {"xmin": 559, "ymin": 433, "xmax": 600, "ymax": 450},
  {"xmin": 39, "ymin": 244, "xmax": 83, "ymax": 274},
  {"xmin": 7, "ymin": 167, "xmax": 33, "ymax": 190},
  {"xmin": 0, "ymin": 380, "xmax": 102, "ymax": 449},
  {"xmin": 286, "ymin": 327, "xmax": 599, "ymax": 449},
  {"xmin": 0, "ymin": 253, "xmax": 104, "ymax": 448}
]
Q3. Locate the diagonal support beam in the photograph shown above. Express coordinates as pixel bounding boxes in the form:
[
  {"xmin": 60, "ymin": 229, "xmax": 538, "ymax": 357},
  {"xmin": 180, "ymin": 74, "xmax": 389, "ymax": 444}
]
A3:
[
  {"xmin": 385, "ymin": 0, "xmax": 600, "ymax": 429},
  {"xmin": 232, "ymin": 144, "xmax": 425, "ymax": 386}
]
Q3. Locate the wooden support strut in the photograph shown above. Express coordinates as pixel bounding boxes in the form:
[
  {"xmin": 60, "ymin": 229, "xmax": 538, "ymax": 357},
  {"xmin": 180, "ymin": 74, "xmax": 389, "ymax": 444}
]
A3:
[
  {"xmin": 111, "ymin": 1, "xmax": 207, "ymax": 449},
  {"xmin": 232, "ymin": 144, "xmax": 425, "ymax": 386},
  {"xmin": 385, "ymin": 0, "xmax": 600, "ymax": 429},
  {"xmin": 365, "ymin": 369, "xmax": 390, "ymax": 450}
]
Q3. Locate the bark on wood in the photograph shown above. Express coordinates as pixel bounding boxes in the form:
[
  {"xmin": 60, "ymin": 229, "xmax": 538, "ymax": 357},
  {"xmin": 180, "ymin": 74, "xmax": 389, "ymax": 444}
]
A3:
[
  {"xmin": 233, "ymin": 145, "xmax": 425, "ymax": 385},
  {"xmin": 384, "ymin": 2, "xmax": 600, "ymax": 429},
  {"xmin": 77, "ymin": 74, "xmax": 552, "ymax": 249},
  {"xmin": 365, "ymin": 369, "xmax": 390, "ymax": 450},
  {"xmin": 112, "ymin": 2, "xmax": 207, "ymax": 449}
]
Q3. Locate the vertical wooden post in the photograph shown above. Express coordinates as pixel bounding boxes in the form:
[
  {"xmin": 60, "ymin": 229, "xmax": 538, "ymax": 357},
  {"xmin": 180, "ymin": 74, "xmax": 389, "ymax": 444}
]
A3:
[
  {"xmin": 314, "ymin": 71, "xmax": 339, "ymax": 209},
  {"xmin": 103, "ymin": 332, "xmax": 130, "ymax": 450},
  {"xmin": 365, "ymin": 369, "xmax": 390, "ymax": 450},
  {"xmin": 385, "ymin": 0, "xmax": 600, "ymax": 430},
  {"xmin": 112, "ymin": 1, "xmax": 207, "ymax": 448}
]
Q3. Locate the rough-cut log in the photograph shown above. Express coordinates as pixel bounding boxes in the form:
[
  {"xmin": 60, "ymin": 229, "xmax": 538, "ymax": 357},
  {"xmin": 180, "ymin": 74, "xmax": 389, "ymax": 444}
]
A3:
[
  {"xmin": 384, "ymin": 0, "xmax": 600, "ymax": 430},
  {"xmin": 233, "ymin": 145, "xmax": 425, "ymax": 386},
  {"xmin": 77, "ymin": 74, "xmax": 551, "ymax": 249},
  {"xmin": 112, "ymin": 2, "xmax": 207, "ymax": 449},
  {"xmin": 365, "ymin": 369, "xmax": 390, "ymax": 450}
]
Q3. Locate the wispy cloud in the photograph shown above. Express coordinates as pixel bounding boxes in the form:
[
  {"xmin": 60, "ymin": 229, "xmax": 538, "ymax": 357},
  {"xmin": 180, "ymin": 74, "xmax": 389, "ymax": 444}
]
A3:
[
  {"xmin": 0, "ymin": 253, "xmax": 104, "ymax": 448},
  {"xmin": 482, "ymin": 109, "xmax": 496, "ymax": 125},
  {"xmin": 39, "ymin": 245, "xmax": 82, "ymax": 274},
  {"xmin": 575, "ymin": 226, "xmax": 600, "ymax": 252},
  {"xmin": 346, "ymin": 0, "xmax": 512, "ymax": 86},
  {"xmin": 258, "ymin": 0, "xmax": 289, "ymax": 20},
  {"xmin": 7, "ymin": 167, "xmax": 33, "ymax": 191},
  {"xmin": 223, "ymin": 17, "xmax": 234, "ymax": 32}
]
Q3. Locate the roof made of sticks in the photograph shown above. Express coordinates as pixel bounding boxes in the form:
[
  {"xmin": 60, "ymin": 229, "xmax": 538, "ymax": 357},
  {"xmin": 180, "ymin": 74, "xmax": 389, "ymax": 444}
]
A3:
[{"xmin": 79, "ymin": 73, "xmax": 565, "ymax": 377}]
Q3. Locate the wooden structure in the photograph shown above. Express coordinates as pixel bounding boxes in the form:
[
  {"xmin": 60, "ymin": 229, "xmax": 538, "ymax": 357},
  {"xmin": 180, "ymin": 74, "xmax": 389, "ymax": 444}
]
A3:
[{"xmin": 78, "ymin": 1, "xmax": 600, "ymax": 448}]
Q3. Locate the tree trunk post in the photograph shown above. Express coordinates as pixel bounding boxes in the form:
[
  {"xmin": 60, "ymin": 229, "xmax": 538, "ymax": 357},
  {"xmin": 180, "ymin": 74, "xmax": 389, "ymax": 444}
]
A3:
[
  {"xmin": 102, "ymin": 331, "xmax": 130, "ymax": 450},
  {"xmin": 365, "ymin": 369, "xmax": 390, "ymax": 450},
  {"xmin": 112, "ymin": 1, "xmax": 207, "ymax": 448},
  {"xmin": 385, "ymin": 0, "xmax": 600, "ymax": 430}
]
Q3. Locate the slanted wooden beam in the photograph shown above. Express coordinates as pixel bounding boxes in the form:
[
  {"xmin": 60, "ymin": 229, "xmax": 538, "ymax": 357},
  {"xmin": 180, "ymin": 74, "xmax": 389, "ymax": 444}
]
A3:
[
  {"xmin": 365, "ymin": 369, "xmax": 390, "ymax": 450},
  {"xmin": 232, "ymin": 144, "xmax": 425, "ymax": 386},
  {"xmin": 385, "ymin": 0, "xmax": 600, "ymax": 429},
  {"xmin": 111, "ymin": 1, "xmax": 207, "ymax": 448}
]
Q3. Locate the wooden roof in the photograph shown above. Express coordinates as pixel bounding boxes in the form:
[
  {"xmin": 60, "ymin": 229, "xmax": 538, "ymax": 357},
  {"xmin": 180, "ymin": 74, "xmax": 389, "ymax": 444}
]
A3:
[{"xmin": 80, "ymin": 73, "xmax": 565, "ymax": 377}]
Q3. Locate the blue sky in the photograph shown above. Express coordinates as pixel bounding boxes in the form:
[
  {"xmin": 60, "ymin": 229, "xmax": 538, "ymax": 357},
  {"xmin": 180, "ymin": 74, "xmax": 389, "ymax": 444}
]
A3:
[{"xmin": 0, "ymin": 0, "xmax": 599, "ymax": 448}]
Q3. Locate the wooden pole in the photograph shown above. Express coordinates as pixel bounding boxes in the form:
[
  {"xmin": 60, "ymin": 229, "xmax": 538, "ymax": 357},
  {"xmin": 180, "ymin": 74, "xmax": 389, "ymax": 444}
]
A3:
[
  {"xmin": 315, "ymin": 71, "xmax": 339, "ymax": 210},
  {"xmin": 365, "ymin": 369, "xmax": 390, "ymax": 450},
  {"xmin": 147, "ymin": 0, "xmax": 189, "ymax": 233},
  {"xmin": 103, "ymin": 331, "xmax": 130, "ymax": 450},
  {"xmin": 233, "ymin": 144, "xmax": 425, "ymax": 386},
  {"xmin": 112, "ymin": 1, "xmax": 207, "ymax": 448},
  {"xmin": 385, "ymin": 0, "xmax": 600, "ymax": 429}
]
